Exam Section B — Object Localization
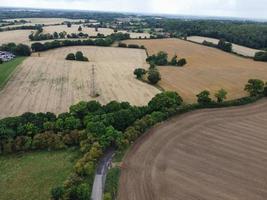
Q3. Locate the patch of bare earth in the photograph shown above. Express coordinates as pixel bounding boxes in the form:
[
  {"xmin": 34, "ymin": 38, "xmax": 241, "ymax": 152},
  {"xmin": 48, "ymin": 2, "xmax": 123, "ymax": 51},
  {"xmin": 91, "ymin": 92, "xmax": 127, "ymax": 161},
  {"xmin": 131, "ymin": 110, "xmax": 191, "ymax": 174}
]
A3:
[{"xmin": 119, "ymin": 98, "xmax": 267, "ymax": 200}]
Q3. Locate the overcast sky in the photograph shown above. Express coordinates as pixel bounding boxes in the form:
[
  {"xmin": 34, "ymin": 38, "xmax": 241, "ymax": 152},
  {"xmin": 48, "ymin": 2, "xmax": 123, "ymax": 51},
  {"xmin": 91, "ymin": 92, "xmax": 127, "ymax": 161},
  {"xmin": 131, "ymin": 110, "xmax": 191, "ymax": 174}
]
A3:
[{"xmin": 1, "ymin": 0, "xmax": 267, "ymax": 19}]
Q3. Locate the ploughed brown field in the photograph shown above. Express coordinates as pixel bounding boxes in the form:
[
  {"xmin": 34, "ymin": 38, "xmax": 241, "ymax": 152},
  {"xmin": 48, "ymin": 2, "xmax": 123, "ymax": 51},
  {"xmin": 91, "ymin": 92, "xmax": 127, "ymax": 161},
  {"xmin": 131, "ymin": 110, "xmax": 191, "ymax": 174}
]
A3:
[
  {"xmin": 119, "ymin": 98, "xmax": 267, "ymax": 200},
  {"xmin": 124, "ymin": 38, "xmax": 267, "ymax": 103},
  {"xmin": 0, "ymin": 46, "xmax": 159, "ymax": 118}
]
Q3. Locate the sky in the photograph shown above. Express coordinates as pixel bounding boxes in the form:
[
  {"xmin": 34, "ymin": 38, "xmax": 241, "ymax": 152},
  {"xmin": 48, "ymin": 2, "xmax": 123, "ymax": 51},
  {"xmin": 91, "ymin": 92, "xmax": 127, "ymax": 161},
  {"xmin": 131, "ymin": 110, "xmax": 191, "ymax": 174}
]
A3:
[{"xmin": 1, "ymin": 0, "xmax": 267, "ymax": 20}]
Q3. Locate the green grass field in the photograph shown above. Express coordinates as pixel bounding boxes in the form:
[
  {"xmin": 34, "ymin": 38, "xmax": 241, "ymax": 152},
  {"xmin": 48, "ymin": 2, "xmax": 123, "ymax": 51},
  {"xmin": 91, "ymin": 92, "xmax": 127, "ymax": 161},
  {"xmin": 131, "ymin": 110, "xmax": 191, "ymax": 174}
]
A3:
[
  {"xmin": 0, "ymin": 57, "xmax": 26, "ymax": 89},
  {"xmin": 0, "ymin": 149, "xmax": 79, "ymax": 200}
]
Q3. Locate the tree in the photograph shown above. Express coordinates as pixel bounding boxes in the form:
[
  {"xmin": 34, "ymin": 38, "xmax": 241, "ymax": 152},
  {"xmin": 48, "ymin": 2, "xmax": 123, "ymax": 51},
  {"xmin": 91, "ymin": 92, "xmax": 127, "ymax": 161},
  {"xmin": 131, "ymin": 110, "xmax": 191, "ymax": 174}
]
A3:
[
  {"xmin": 149, "ymin": 91, "xmax": 183, "ymax": 111},
  {"xmin": 254, "ymin": 51, "xmax": 267, "ymax": 62},
  {"xmin": 78, "ymin": 26, "xmax": 82, "ymax": 31},
  {"xmin": 0, "ymin": 59, "xmax": 2, "ymax": 64},
  {"xmin": 67, "ymin": 22, "xmax": 71, "ymax": 28},
  {"xmin": 218, "ymin": 39, "xmax": 232, "ymax": 52},
  {"xmin": 53, "ymin": 32, "xmax": 59, "ymax": 39},
  {"xmin": 245, "ymin": 79, "xmax": 265, "ymax": 96},
  {"xmin": 14, "ymin": 44, "xmax": 31, "ymax": 56},
  {"xmin": 177, "ymin": 58, "xmax": 187, "ymax": 66},
  {"xmin": 134, "ymin": 68, "xmax": 147, "ymax": 79},
  {"xmin": 197, "ymin": 90, "xmax": 212, "ymax": 104},
  {"xmin": 31, "ymin": 42, "xmax": 45, "ymax": 52},
  {"xmin": 215, "ymin": 89, "xmax": 227, "ymax": 103},
  {"xmin": 75, "ymin": 51, "xmax": 84, "ymax": 61},
  {"xmin": 148, "ymin": 68, "xmax": 161, "ymax": 84},
  {"xmin": 170, "ymin": 55, "xmax": 178, "ymax": 65},
  {"xmin": 66, "ymin": 53, "xmax": 76, "ymax": 60}
]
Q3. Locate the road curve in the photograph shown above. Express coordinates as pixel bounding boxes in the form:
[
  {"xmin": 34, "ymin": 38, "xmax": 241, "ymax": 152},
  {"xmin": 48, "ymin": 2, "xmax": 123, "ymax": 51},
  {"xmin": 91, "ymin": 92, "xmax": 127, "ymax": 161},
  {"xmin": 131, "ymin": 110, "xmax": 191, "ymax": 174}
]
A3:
[{"xmin": 118, "ymin": 99, "xmax": 267, "ymax": 200}]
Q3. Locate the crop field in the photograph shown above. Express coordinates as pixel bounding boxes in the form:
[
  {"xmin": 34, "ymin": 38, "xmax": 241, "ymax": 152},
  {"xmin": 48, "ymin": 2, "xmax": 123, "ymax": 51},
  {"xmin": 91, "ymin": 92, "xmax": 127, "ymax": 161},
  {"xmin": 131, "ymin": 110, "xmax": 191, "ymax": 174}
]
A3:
[
  {"xmin": 0, "ymin": 46, "xmax": 159, "ymax": 118},
  {"xmin": 119, "ymin": 99, "xmax": 267, "ymax": 200},
  {"xmin": 43, "ymin": 25, "xmax": 150, "ymax": 38},
  {"xmin": 0, "ymin": 149, "xmax": 78, "ymax": 200},
  {"xmin": 0, "ymin": 29, "xmax": 34, "ymax": 45},
  {"xmin": 187, "ymin": 36, "xmax": 261, "ymax": 57},
  {"xmin": 124, "ymin": 38, "xmax": 267, "ymax": 103},
  {"xmin": 3, "ymin": 18, "xmax": 84, "ymax": 28}
]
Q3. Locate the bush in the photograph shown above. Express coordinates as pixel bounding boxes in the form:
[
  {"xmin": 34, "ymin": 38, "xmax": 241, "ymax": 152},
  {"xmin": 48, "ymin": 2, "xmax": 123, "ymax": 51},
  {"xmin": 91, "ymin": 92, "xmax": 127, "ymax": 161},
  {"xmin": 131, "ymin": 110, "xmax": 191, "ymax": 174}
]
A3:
[
  {"xmin": 254, "ymin": 51, "xmax": 267, "ymax": 61},
  {"xmin": 244, "ymin": 79, "xmax": 265, "ymax": 96},
  {"xmin": 66, "ymin": 53, "xmax": 76, "ymax": 60},
  {"xmin": 147, "ymin": 68, "xmax": 161, "ymax": 84},
  {"xmin": 134, "ymin": 68, "xmax": 147, "ymax": 79},
  {"xmin": 196, "ymin": 90, "xmax": 212, "ymax": 104},
  {"xmin": 177, "ymin": 58, "xmax": 187, "ymax": 66},
  {"xmin": 147, "ymin": 51, "xmax": 168, "ymax": 66},
  {"xmin": 75, "ymin": 51, "xmax": 84, "ymax": 61},
  {"xmin": 218, "ymin": 39, "xmax": 232, "ymax": 52}
]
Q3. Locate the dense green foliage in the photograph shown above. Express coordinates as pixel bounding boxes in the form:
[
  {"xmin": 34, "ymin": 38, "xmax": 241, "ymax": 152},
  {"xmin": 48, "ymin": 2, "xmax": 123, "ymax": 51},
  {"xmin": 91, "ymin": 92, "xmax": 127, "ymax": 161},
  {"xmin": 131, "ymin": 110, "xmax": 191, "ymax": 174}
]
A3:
[
  {"xmin": 31, "ymin": 33, "xmax": 130, "ymax": 52},
  {"xmin": 245, "ymin": 79, "xmax": 265, "ymax": 97},
  {"xmin": 0, "ymin": 57, "xmax": 26, "ymax": 88},
  {"xmin": 147, "ymin": 19, "xmax": 267, "ymax": 49},
  {"xmin": 0, "ymin": 43, "xmax": 31, "ymax": 56},
  {"xmin": 0, "ymin": 149, "xmax": 78, "ymax": 200},
  {"xmin": 147, "ymin": 51, "xmax": 187, "ymax": 66},
  {"xmin": 104, "ymin": 167, "xmax": 121, "ymax": 200},
  {"xmin": 196, "ymin": 90, "xmax": 212, "ymax": 105},
  {"xmin": 215, "ymin": 89, "xmax": 228, "ymax": 103},
  {"xmin": 66, "ymin": 51, "xmax": 89, "ymax": 61},
  {"xmin": 147, "ymin": 68, "xmax": 161, "ymax": 84},
  {"xmin": 217, "ymin": 39, "xmax": 233, "ymax": 52},
  {"xmin": 133, "ymin": 68, "xmax": 147, "ymax": 79}
]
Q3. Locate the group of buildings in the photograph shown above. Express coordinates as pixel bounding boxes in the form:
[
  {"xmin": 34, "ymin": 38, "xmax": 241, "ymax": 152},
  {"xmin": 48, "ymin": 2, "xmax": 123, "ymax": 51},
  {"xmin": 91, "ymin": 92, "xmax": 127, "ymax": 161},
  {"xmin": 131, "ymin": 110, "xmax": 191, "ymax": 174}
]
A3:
[{"xmin": 0, "ymin": 51, "xmax": 15, "ymax": 62}]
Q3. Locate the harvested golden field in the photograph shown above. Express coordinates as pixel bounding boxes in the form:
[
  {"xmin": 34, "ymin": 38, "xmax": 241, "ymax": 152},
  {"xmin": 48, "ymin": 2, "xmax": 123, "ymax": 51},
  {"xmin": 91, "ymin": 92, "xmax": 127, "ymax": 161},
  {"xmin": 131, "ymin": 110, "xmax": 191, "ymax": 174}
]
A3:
[
  {"xmin": 187, "ymin": 36, "xmax": 261, "ymax": 57},
  {"xmin": 124, "ymin": 38, "xmax": 267, "ymax": 103},
  {"xmin": 0, "ymin": 46, "xmax": 159, "ymax": 118},
  {"xmin": 3, "ymin": 18, "xmax": 84, "ymax": 28},
  {"xmin": 119, "ymin": 98, "xmax": 267, "ymax": 200},
  {"xmin": 43, "ymin": 25, "xmax": 150, "ymax": 38},
  {"xmin": 0, "ymin": 30, "xmax": 33, "ymax": 45}
]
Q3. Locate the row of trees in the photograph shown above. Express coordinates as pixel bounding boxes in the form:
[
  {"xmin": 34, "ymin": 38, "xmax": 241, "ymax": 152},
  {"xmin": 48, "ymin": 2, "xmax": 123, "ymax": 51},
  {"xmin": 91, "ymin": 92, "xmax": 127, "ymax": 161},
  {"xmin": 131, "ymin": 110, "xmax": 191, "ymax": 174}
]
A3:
[
  {"xmin": 66, "ymin": 51, "xmax": 89, "ymax": 62},
  {"xmin": 196, "ymin": 79, "xmax": 267, "ymax": 105},
  {"xmin": 31, "ymin": 32, "xmax": 130, "ymax": 52},
  {"xmin": 29, "ymin": 31, "xmax": 91, "ymax": 41},
  {"xmin": 202, "ymin": 39, "xmax": 233, "ymax": 53},
  {"xmin": 146, "ymin": 51, "xmax": 187, "ymax": 66},
  {"xmin": 118, "ymin": 42, "xmax": 145, "ymax": 49},
  {"xmin": 0, "ymin": 43, "xmax": 31, "ymax": 56}
]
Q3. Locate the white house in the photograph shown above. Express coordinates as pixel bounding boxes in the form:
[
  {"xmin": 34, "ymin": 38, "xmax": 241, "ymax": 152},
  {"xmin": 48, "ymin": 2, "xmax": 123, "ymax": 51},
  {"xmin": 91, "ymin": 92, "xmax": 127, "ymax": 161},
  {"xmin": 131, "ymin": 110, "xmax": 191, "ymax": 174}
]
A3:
[{"xmin": 0, "ymin": 51, "xmax": 15, "ymax": 62}]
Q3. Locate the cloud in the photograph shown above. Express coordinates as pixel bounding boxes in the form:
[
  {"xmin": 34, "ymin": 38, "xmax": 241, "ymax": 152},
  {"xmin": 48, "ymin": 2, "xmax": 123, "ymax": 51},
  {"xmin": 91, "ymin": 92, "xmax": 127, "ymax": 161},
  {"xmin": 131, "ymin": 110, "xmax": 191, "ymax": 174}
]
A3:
[{"xmin": 1, "ymin": 0, "xmax": 267, "ymax": 19}]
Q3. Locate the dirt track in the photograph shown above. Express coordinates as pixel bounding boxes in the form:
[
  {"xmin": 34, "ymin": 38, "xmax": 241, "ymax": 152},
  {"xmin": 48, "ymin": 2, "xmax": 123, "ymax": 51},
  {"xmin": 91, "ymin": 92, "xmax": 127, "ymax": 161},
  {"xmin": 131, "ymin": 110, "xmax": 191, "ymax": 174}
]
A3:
[{"xmin": 119, "ymin": 99, "xmax": 267, "ymax": 200}]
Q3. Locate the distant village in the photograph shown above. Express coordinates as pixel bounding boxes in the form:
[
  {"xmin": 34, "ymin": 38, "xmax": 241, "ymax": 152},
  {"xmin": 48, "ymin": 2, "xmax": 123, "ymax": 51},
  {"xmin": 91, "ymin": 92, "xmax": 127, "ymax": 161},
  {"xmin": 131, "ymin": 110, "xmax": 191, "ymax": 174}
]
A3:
[{"xmin": 0, "ymin": 51, "xmax": 15, "ymax": 62}]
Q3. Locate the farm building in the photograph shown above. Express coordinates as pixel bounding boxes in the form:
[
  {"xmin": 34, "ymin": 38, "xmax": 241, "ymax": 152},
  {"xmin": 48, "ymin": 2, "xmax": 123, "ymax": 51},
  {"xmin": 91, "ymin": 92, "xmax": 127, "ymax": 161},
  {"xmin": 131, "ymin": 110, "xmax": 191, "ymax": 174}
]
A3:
[{"xmin": 0, "ymin": 51, "xmax": 15, "ymax": 62}]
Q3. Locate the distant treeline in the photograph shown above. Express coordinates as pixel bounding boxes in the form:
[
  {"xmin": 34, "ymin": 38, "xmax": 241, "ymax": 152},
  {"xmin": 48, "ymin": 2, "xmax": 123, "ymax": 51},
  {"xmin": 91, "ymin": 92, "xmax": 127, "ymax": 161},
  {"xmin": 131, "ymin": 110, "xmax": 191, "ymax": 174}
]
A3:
[{"xmin": 146, "ymin": 19, "xmax": 267, "ymax": 49}]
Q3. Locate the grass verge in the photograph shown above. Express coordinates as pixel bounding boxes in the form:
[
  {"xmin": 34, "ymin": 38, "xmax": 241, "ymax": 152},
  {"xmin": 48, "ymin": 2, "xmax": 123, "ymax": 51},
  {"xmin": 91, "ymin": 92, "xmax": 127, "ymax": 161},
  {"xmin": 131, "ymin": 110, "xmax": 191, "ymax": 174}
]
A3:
[
  {"xmin": 0, "ymin": 148, "xmax": 79, "ymax": 200},
  {"xmin": 0, "ymin": 57, "xmax": 26, "ymax": 89}
]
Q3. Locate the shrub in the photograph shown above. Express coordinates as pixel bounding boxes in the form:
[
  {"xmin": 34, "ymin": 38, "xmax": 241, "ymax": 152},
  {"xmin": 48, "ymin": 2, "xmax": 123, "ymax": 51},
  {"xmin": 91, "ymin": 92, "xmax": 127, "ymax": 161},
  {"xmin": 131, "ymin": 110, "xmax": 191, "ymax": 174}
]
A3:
[
  {"xmin": 118, "ymin": 43, "xmax": 127, "ymax": 48},
  {"xmin": 196, "ymin": 90, "xmax": 212, "ymax": 104},
  {"xmin": 244, "ymin": 79, "xmax": 265, "ymax": 96},
  {"xmin": 78, "ymin": 26, "xmax": 82, "ymax": 31},
  {"xmin": 75, "ymin": 51, "xmax": 84, "ymax": 61},
  {"xmin": 254, "ymin": 51, "xmax": 267, "ymax": 61},
  {"xmin": 0, "ymin": 59, "xmax": 2, "ymax": 64},
  {"xmin": 127, "ymin": 44, "xmax": 140, "ymax": 48},
  {"xmin": 177, "ymin": 58, "xmax": 187, "ymax": 66},
  {"xmin": 147, "ymin": 68, "xmax": 161, "ymax": 84},
  {"xmin": 66, "ymin": 53, "xmax": 76, "ymax": 60},
  {"xmin": 103, "ymin": 193, "xmax": 112, "ymax": 200},
  {"xmin": 134, "ymin": 68, "xmax": 147, "ymax": 79}
]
